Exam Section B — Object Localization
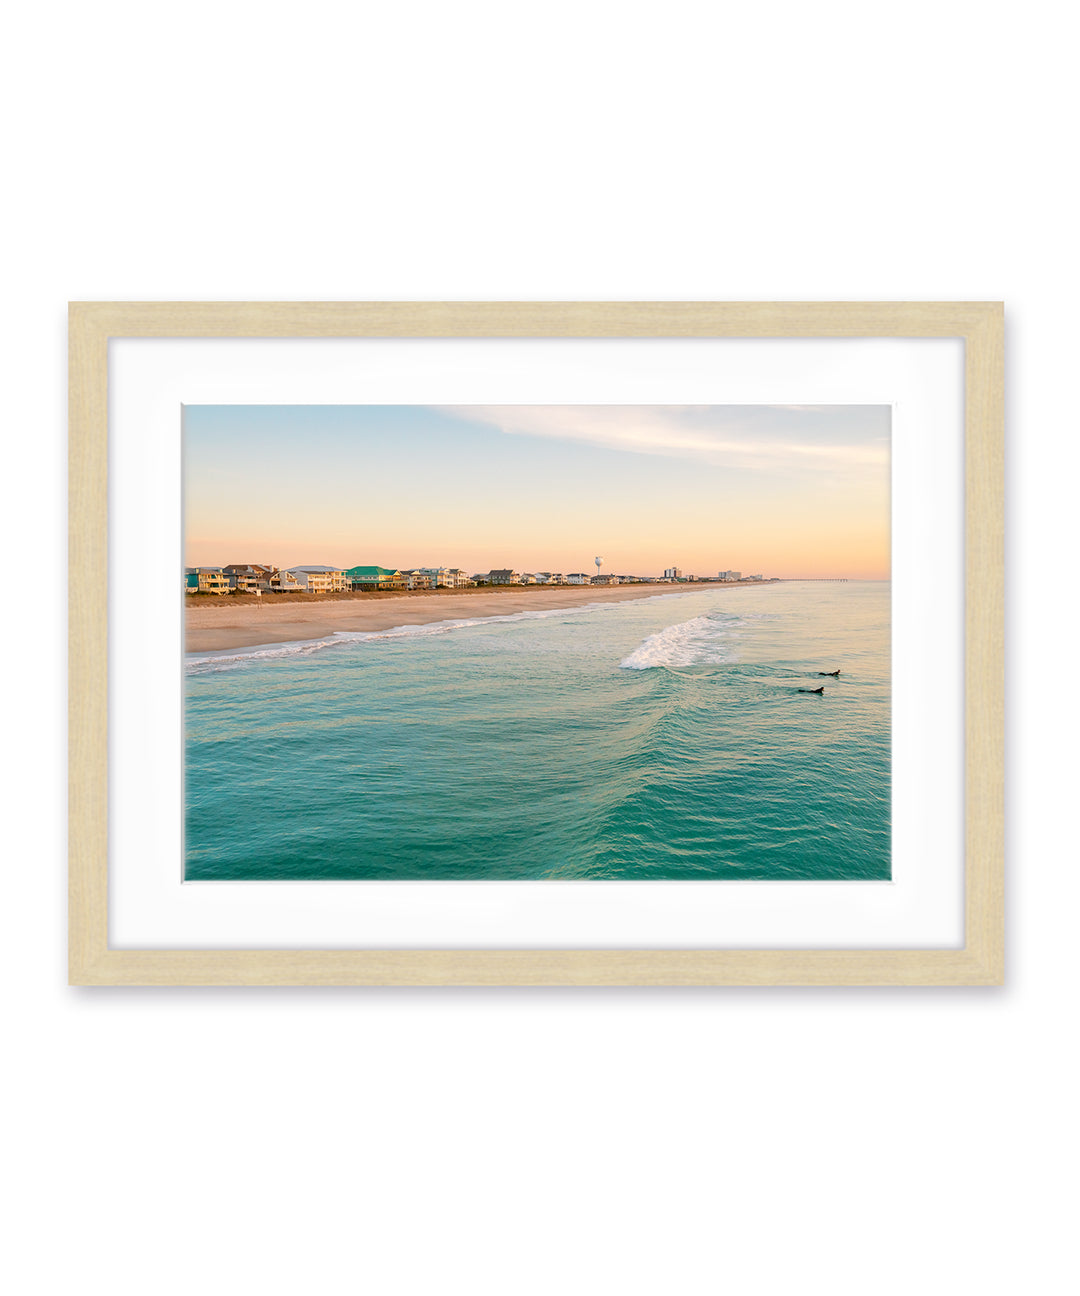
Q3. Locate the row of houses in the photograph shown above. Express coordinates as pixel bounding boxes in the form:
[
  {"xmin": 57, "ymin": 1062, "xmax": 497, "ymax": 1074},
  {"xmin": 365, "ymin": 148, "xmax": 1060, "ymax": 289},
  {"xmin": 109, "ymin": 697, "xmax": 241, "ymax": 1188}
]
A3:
[
  {"xmin": 487, "ymin": 570, "xmax": 631, "ymax": 586},
  {"xmin": 185, "ymin": 563, "xmax": 775, "ymax": 595},
  {"xmin": 485, "ymin": 571, "xmax": 773, "ymax": 586},
  {"xmin": 185, "ymin": 564, "xmax": 476, "ymax": 595},
  {"xmin": 486, "ymin": 571, "xmax": 684, "ymax": 586},
  {"xmin": 184, "ymin": 564, "xmax": 643, "ymax": 594},
  {"xmin": 664, "ymin": 567, "xmax": 766, "ymax": 583},
  {"xmin": 344, "ymin": 567, "xmax": 473, "ymax": 591}
]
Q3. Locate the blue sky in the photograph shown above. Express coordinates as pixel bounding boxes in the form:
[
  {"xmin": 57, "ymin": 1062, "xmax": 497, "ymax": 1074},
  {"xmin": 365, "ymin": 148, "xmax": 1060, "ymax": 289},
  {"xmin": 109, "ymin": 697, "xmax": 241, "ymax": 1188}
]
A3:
[{"xmin": 183, "ymin": 404, "xmax": 890, "ymax": 577}]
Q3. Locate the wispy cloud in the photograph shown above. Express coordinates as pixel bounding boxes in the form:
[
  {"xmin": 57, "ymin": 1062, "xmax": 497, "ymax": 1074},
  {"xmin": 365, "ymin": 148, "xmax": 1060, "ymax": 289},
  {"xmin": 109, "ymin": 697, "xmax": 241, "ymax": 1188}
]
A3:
[{"xmin": 440, "ymin": 405, "xmax": 889, "ymax": 473}]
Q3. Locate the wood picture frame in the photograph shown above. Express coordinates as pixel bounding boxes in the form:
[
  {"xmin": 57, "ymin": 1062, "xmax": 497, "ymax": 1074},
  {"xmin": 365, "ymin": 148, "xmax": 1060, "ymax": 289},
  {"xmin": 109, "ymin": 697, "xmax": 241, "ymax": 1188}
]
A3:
[{"xmin": 69, "ymin": 301, "xmax": 1003, "ymax": 985}]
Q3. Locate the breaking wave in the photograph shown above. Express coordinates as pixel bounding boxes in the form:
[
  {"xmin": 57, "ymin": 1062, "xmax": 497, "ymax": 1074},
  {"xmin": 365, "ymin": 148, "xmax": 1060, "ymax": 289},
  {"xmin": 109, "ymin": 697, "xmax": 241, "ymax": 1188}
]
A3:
[
  {"xmin": 185, "ymin": 601, "xmax": 625, "ymax": 675},
  {"xmin": 619, "ymin": 613, "xmax": 748, "ymax": 670}
]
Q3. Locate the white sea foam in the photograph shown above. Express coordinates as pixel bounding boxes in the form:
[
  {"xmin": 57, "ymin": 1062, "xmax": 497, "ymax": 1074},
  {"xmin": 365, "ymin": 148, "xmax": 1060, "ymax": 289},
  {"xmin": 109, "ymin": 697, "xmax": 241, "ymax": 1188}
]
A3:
[
  {"xmin": 185, "ymin": 637, "xmax": 349, "ymax": 675},
  {"xmin": 185, "ymin": 589, "xmax": 760, "ymax": 676},
  {"xmin": 185, "ymin": 601, "xmax": 626, "ymax": 674},
  {"xmin": 619, "ymin": 614, "xmax": 746, "ymax": 670}
]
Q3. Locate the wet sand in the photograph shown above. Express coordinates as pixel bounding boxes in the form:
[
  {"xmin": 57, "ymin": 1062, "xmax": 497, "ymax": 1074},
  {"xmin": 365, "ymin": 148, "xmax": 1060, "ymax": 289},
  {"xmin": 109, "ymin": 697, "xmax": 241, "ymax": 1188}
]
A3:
[{"xmin": 186, "ymin": 583, "xmax": 761, "ymax": 652}]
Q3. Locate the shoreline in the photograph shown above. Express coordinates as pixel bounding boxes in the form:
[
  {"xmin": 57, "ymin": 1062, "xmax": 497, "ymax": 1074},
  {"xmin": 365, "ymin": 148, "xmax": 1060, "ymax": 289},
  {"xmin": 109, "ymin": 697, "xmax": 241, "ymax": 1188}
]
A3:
[{"xmin": 185, "ymin": 582, "xmax": 768, "ymax": 653}]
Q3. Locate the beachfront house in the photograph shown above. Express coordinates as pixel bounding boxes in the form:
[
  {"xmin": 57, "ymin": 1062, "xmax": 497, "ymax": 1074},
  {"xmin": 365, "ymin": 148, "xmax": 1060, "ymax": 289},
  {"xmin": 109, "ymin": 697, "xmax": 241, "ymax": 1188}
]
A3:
[
  {"xmin": 591, "ymin": 574, "xmax": 620, "ymax": 585},
  {"xmin": 404, "ymin": 570, "xmax": 433, "ymax": 590},
  {"xmin": 269, "ymin": 568, "xmax": 305, "ymax": 592},
  {"xmin": 281, "ymin": 565, "xmax": 348, "ymax": 594},
  {"xmin": 488, "ymin": 569, "xmax": 520, "ymax": 585},
  {"xmin": 419, "ymin": 567, "xmax": 470, "ymax": 588},
  {"xmin": 223, "ymin": 563, "xmax": 274, "ymax": 592},
  {"xmin": 519, "ymin": 573, "xmax": 537, "ymax": 585},
  {"xmin": 186, "ymin": 566, "xmax": 230, "ymax": 594},
  {"xmin": 346, "ymin": 566, "xmax": 406, "ymax": 591},
  {"xmin": 422, "ymin": 567, "xmax": 473, "ymax": 588},
  {"xmin": 566, "ymin": 572, "xmax": 590, "ymax": 585}
]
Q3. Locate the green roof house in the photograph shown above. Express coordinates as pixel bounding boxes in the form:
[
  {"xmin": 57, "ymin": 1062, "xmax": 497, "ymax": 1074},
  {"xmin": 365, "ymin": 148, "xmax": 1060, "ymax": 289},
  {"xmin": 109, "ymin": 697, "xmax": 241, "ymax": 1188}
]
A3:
[{"xmin": 345, "ymin": 566, "xmax": 405, "ymax": 590}]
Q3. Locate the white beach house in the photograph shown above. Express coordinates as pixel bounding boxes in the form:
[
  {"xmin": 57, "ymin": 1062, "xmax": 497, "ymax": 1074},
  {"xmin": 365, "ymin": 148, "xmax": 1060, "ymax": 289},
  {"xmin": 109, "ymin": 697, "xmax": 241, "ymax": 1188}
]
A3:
[{"xmin": 277, "ymin": 566, "xmax": 348, "ymax": 593}]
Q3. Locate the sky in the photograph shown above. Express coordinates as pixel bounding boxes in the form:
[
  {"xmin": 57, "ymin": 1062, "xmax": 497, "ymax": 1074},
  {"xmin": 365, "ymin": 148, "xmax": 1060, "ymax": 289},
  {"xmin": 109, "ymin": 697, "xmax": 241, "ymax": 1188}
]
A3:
[{"xmin": 183, "ymin": 405, "xmax": 891, "ymax": 578}]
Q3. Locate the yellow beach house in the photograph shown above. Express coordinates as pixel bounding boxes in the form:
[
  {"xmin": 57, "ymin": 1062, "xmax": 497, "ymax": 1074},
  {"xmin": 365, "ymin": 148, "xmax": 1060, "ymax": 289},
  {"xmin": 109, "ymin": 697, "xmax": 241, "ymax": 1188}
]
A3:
[{"xmin": 185, "ymin": 567, "xmax": 230, "ymax": 594}]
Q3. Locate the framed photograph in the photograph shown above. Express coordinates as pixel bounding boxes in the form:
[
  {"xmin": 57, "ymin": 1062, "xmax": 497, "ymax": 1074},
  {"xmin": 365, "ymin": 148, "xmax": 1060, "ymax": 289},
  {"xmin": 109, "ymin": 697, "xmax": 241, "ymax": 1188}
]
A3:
[{"xmin": 69, "ymin": 302, "xmax": 1003, "ymax": 985}]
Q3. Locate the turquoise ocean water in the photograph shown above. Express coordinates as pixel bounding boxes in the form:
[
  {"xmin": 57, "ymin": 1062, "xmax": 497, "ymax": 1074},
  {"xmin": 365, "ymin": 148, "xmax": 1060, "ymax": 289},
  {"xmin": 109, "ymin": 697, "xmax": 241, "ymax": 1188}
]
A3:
[{"xmin": 184, "ymin": 582, "xmax": 890, "ymax": 880}]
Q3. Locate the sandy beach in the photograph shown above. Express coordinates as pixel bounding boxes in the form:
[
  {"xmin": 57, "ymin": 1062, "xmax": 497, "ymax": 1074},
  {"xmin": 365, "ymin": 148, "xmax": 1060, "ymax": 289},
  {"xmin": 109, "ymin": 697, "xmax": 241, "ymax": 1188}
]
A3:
[{"xmin": 186, "ymin": 583, "xmax": 763, "ymax": 653}]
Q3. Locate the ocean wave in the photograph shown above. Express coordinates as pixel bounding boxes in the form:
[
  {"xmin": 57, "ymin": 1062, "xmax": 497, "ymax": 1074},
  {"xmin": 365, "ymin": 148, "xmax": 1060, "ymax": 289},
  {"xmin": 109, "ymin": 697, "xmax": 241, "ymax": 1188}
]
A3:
[
  {"xmin": 185, "ymin": 601, "xmax": 626, "ymax": 675},
  {"xmin": 619, "ymin": 613, "xmax": 747, "ymax": 670},
  {"xmin": 185, "ymin": 637, "xmax": 350, "ymax": 675}
]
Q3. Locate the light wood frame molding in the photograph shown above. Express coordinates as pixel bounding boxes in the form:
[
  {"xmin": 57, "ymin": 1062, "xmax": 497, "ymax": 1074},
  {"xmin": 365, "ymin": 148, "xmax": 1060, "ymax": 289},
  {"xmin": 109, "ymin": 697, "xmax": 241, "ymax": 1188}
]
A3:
[{"xmin": 69, "ymin": 302, "xmax": 1003, "ymax": 985}]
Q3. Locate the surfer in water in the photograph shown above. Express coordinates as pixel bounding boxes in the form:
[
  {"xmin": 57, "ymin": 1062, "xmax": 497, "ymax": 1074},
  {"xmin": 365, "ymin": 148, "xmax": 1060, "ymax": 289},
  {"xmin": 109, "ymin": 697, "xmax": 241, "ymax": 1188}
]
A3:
[
  {"xmin": 817, "ymin": 670, "xmax": 840, "ymax": 677},
  {"xmin": 797, "ymin": 686, "xmax": 824, "ymax": 694}
]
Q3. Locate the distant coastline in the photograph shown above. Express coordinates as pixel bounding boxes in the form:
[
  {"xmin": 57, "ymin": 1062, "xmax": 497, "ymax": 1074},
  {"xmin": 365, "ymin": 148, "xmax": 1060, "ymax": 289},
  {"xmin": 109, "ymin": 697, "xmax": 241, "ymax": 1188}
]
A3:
[{"xmin": 185, "ymin": 580, "xmax": 774, "ymax": 654}]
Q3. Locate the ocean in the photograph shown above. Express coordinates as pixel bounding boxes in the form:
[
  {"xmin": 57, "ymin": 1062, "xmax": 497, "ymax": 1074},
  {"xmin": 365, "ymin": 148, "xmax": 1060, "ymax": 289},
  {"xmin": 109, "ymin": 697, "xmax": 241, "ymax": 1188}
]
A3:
[{"xmin": 184, "ymin": 581, "xmax": 890, "ymax": 880}]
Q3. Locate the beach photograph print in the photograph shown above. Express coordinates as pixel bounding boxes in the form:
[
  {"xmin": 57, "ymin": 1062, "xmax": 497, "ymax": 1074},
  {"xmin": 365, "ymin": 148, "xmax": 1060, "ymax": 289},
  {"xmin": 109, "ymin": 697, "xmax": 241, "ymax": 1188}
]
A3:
[{"xmin": 184, "ymin": 405, "xmax": 891, "ymax": 881}]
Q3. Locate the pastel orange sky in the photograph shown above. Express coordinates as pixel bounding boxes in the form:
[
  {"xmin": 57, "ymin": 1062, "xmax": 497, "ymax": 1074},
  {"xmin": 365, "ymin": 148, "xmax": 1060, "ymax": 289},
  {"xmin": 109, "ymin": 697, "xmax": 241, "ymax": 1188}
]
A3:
[{"xmin": 184, "ymin": 405, "xmax": 890, "ymax": 578}]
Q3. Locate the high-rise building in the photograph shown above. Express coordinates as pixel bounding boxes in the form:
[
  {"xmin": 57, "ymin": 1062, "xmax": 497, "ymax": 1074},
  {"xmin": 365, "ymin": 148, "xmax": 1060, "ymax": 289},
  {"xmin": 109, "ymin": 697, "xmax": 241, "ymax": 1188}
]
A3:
[{"xmin": 663, "ymin": 566, "xmax": 682, "ymax": 579}]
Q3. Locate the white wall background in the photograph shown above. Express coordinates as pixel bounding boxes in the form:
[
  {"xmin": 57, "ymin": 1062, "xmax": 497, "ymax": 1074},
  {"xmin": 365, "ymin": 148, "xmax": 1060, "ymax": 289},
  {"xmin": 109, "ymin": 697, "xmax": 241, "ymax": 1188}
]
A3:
[{"xmin": 1, "ymin": 3, "xmax": 1070, "ymax": 1293}]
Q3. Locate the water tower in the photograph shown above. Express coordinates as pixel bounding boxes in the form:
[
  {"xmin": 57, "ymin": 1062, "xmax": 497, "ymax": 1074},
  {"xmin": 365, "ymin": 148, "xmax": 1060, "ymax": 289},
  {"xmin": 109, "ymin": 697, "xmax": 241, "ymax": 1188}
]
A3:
[{"xmin": 594, "ymin": 555, "xmax": 604, "ymax": 579}]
